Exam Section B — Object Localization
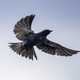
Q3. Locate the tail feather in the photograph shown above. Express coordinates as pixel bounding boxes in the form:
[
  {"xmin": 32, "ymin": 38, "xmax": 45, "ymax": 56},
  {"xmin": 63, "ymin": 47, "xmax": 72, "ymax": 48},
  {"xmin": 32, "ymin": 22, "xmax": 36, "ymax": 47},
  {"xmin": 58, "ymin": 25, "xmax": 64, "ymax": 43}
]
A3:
[{"xmin": 9, "ymin": 43, "xmax": 37, "ymax": 60}]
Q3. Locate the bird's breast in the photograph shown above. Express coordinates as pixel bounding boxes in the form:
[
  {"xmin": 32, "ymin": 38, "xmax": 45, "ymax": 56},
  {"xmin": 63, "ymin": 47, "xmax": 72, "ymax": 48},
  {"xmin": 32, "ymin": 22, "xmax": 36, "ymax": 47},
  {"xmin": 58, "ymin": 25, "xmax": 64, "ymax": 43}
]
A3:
[{"xmin": 23, "ymin": 34, "xmax": 45, "ymax": 47}]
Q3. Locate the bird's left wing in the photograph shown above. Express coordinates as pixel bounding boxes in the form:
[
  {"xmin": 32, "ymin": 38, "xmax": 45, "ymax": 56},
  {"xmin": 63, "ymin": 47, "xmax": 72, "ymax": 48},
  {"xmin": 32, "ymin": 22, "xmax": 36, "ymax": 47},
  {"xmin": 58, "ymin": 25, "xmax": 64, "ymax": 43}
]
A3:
[
  {"xmin": 14, "ymin": 15, "xmax": 35, "ymax": 41},
  {"xmin": 36, "ymin": 39, "xmax": 80, "ymax": 56}
]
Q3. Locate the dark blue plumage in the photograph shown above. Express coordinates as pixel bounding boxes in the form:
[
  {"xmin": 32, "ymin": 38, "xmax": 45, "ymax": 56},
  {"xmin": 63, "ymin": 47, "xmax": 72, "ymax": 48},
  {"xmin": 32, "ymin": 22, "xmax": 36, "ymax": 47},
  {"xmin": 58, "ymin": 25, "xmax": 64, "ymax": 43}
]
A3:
[{"xmin": 9, "ymin": 15, "xmax": 80, "ymax": 60}]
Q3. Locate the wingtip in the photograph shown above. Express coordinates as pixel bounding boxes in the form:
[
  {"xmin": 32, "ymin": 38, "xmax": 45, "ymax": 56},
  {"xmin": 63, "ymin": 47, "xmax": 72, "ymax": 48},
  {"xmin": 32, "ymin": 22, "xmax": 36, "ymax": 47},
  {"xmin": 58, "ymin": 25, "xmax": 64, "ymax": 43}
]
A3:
[
  {"xmin": 77, "ymin": 51, "xmax": 80, "ymax": 52},
  {"xmin": 30, "ymin": 14, "xmax": 35, "ymax": 18}
]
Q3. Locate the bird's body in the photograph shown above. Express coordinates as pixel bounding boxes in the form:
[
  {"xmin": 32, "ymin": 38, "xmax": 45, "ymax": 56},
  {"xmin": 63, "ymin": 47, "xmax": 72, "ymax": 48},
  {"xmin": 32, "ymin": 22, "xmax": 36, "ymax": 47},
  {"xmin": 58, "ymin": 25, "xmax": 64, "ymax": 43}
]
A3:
[
  {"xmin": 22, "ymin": 30, "xmax": 51, "ymax": 47},
  {"xmin": 9, "ymin": 14, "xmax": 80, "ymax": 60}
]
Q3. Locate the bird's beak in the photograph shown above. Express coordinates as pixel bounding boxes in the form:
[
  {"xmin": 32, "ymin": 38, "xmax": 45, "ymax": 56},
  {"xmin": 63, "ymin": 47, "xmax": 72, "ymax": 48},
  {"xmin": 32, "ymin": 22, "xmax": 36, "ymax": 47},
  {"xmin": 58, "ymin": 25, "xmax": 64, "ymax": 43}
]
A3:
[{"xmin": 50, "ymin": 30, "xmax": 53, "ymax": 32}]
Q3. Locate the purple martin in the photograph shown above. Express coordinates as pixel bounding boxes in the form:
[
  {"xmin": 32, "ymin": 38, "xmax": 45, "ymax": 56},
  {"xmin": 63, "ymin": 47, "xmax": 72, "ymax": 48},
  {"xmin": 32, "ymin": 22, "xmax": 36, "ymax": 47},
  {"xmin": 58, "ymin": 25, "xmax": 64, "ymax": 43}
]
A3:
[{"xmin": 9, "ymin": 15, "xmax": 80, "ymax": 60}]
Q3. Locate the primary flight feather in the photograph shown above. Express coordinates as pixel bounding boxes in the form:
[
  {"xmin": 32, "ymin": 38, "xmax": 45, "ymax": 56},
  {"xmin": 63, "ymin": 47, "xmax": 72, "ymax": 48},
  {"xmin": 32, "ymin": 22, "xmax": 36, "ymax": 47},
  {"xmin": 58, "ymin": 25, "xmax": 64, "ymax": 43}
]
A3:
[{"xmin": 9, "ymin": 14, "xmax": 80, "ymax": 60}]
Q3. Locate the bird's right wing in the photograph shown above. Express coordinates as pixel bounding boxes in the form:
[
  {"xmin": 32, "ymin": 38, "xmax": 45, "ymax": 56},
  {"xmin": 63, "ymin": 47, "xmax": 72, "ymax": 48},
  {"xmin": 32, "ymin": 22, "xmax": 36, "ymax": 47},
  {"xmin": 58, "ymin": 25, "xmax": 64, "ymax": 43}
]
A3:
[
  {"xmin": 14, "ymin": 15, "xmax": 35, "ymax": 41},
  {"xmin": 36, "ymin": 39, "xmax": 80, "ymax": 56}
]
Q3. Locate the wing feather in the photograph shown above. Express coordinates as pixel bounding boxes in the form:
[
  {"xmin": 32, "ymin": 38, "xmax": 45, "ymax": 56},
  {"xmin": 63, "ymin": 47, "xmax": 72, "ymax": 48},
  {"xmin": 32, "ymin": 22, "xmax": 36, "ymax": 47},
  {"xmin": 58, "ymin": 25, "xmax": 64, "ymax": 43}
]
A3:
[
  {"xmin": 14, "ymin": 15, "xmax": 35, "ymax": 41},
  {"xmin": 36, "ymin": 39, "xmax": 80, "ymax": 56}
]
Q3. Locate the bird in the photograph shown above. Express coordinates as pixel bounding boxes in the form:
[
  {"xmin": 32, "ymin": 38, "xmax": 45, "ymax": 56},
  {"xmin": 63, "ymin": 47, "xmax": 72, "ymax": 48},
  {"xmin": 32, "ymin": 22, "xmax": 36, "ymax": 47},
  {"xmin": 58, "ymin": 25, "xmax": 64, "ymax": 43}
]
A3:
[{"xmin": 9, "ymin": 14, "xmax": 80, "ymax": 60}]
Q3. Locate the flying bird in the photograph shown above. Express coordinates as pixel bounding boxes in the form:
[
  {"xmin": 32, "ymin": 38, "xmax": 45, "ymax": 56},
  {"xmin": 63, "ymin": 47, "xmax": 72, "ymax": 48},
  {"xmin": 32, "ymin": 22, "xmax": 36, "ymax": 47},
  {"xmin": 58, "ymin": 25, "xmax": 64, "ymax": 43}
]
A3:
[{"xmin": 9, "ymin": 14, "xmax": 80, "ymax": 60}]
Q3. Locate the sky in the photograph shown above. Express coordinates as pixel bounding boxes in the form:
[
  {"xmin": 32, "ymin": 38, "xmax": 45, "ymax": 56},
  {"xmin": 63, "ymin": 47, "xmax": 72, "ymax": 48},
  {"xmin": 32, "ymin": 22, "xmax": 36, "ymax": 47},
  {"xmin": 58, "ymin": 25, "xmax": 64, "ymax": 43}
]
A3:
[{"xmin": 0, "ymin": 0, "xmax": 80, "ymax": 80}]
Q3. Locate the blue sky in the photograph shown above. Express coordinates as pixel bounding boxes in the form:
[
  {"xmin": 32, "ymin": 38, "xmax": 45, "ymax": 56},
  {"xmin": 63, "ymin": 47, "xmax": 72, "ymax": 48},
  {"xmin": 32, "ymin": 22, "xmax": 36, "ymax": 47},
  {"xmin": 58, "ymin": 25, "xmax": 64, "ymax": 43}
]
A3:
[{"xmin": 0, "ymin": 0, "xmax": 80, "ymax": 80}]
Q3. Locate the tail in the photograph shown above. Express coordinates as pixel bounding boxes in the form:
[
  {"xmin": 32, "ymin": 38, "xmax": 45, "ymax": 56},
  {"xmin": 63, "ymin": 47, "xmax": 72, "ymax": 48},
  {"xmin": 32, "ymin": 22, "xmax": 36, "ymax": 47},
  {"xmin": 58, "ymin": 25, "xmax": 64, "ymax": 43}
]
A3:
[{"xmin": 8, "ymin": 42, "xmax": 37, "ymax": 60}]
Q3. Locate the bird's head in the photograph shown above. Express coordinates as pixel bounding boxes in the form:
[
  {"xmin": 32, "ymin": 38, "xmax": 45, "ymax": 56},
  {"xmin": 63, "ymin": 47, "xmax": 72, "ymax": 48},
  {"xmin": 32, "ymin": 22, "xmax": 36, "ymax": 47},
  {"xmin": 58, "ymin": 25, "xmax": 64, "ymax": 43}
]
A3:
[{"xmin": 41, "ymin": 29, "xmax": 52, "ymax": 36}]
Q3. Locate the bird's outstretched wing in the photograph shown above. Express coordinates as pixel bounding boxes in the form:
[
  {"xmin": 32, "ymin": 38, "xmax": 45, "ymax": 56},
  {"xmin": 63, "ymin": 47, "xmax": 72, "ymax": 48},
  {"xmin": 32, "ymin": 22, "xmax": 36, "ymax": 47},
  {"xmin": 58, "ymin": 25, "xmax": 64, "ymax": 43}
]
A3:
[
  {"xmin": 14, "ymin": 15, "xmax": 35, "ymax": 41},
  {"xmin": 36, "ymin": 39, "xmax": 80, "ymax": 56}
]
